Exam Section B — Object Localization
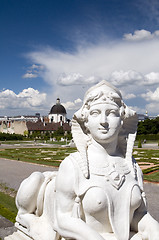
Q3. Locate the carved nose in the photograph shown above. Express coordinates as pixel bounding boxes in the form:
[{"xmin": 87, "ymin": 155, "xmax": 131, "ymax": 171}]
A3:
[{"xmin": 100, "ymin": 114, "xmax": 108, "ymax": 127}]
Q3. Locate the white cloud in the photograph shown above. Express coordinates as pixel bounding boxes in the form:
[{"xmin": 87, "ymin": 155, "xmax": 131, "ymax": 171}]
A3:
[
  {"xmin": 109, "ymin": 70, "xmax": 159, "ymax": 88},
  {"xmin": 25, "ymin": 29, "xmax": 159, "ymax": 116},
  {"xmin": 144, "ymin": 72, "xmax": 159, "ymax": 85},
  {"xmin": 58, "ymin": 73, "xmax": 100, "ymax": 86},
  {"xmin": 74, "ymin": 98, "xmax": 82, "ymax": 104},
  {"xmin": 30, "ymin": 64, "xmax": 44, "ymax": 70},
  {"xmin": 142, "ymin": 87, "xmax": 159, "ymax": 101},
  {"xmin": 123, "ymin": 93, "xmax": 136, "ymax": 100},
  {"xmin": 31, "ymin": 64, "xmax": 40, "ymax": 69},
  {"xmin": 17, "ymin": 88, "xmax": 46, "ymax": 107},
  {"xmin": 62, "ymin": 98, "xmax": 82, "ymax": 110},
  {"xmin": 28, "ymin": 35, "xmax": 159, "ymax": 88},
  {"xmin": 145, "ymin": 102, "xmax": 159, "ymax": 115},
  {"xmin": 22, "ymin": 73, "xmax": 38, "ymax": 79},
  {"xmin": 109, "ymin": 70, "xmax": 143, "ymax": 86},
  {"xmin": 1, "ymin": 89, "xmax": 16, "ymax": 98},
  {"xmin": 59, "ymin": 73, "xmax": 84, "ymax": 85},
  {"xmin": 0, "ymin": 88, "xmax": 47, "ymax": 113},
  {"xmin": 123, "ymin": 30, "xmax": 159, "ymax": 41},
  {"xmin": 22, "ymin": 64, "xmax": 44, "ymax": 79},
  {"xmin": 128, "ymin": 105, "xmax": 145, "ymax": 114}
]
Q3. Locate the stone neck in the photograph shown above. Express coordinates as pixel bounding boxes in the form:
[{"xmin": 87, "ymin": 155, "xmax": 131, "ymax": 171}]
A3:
[{"xmin": 88, "ymin": 137, "xmax": 119, "ymax": 157}]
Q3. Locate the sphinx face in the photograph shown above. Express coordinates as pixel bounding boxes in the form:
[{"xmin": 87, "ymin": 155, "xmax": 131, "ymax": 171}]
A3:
[{"xmin": 85, "ymin": 103, "xmax": 122, "ymax": 144}]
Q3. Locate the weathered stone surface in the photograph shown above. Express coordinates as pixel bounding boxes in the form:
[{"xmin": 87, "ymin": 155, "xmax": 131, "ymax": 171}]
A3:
[{"xmin": 5, "ymin": 230, "xmax": 31, "ymax": 240}]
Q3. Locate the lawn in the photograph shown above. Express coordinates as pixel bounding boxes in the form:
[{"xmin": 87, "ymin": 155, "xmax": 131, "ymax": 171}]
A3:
[
  {"xmin": 0, "ymin": 147, "xmax": 159, "ymax": 179},
  {"xmin": 133, "ymin": 149, "xmax": 159, "ymax": 164},
  {"xmin": 0, "ymin": 139, "xmax": 69, "ymax": 145},
  {"xmin": 0, "ymin": 147, "xmax": 76, "ymax": 167},
  {"xmin": 0, "ymin": 191, "xmax": 17, "ymax": 222},
  {"xmin": 133, "ymin": 148, "xmax": 159, "ymax": 182},
  {"xmin": 143, "ymin": 171, "xmax": 159, "ymax": 182}
]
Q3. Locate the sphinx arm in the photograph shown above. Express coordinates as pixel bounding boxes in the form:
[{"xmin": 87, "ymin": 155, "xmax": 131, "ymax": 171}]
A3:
[
  {"xmin": 137, "ymin": 213, "xmax": 159, "ymax": 240},
  {"xmin": 131, "ymin": 199, "xmax": 159, "ymax": 240}
]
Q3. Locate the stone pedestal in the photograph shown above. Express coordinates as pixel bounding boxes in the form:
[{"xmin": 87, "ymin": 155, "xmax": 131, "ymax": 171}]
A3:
[
  {"xmin": 5, "ymin": 230, "xmax": 31, "ymax": 240},
  {"xmin": 5, "ymin": 230, "xmax": 142, "ymax": 240}
]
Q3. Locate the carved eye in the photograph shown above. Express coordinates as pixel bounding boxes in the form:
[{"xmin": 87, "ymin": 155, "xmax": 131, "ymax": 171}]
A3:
[
  {"xmin": 90, "ymin": 110, "xmax": 100, "ymax": 116},
  {"xmin": 108, "ymin": 110, "xmax": 119, "ymax": 117}
]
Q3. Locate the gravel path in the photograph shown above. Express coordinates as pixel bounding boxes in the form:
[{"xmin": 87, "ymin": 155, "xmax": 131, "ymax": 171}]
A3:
[
  {"xmin": 0, "ymin": 158, "xmax": 58, "ymax": 191},
  {"xmin": 143, "ymin": 181, "xmax": 159, "ymax": 222},
  {"xmin": 0, "ymin": 158, "xmax": 159, "ymax": 239}
]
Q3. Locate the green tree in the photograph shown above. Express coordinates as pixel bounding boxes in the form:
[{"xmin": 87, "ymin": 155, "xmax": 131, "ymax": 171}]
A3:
[
  {"xmin": 138, "ymin": 139, "xmax": 142, "ymax": 148},
  {"xmin": 137, "ymin": 118, "xmax": 159, "ymax": 135},
  {"xmin": 53, "ymin": 127, "xmax": 64, "ymax": 137}
]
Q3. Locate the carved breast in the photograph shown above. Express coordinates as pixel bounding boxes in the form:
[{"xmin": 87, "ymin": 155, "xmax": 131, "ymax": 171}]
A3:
[
  {"xmin": 82, "ymin": 186, "xmax": 112, "ymax": 232},
  {"xmin": 82, "ymin": 187, "xmax": 108, "ymax": 214},
  {"xmin": 80, "ymin": 174, "xmax": 142, "ymax": 234}
]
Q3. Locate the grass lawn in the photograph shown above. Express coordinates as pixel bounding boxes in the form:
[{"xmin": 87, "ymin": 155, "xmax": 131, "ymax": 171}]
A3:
[
  {"xmin": 0, "ymin": 147, "xmax": 76, "ymax": 167},
  {"xmin": 143, "ymin": 171, "xmax": 159, "ymax": 182},
  {"xmin": 133, "ymin": 148, "xmax": 159, "ymax": 182},
  {"xmin": 0, "ymin": 146, "xmax": 158, "ymax": 180},
  {"xmin": 0, "ymin": 140, "xmax": 69, "ymax": 145},
  {"xmin": 0, "ymin": 140, "xmax": 32, "ymax": 145},
  {"xmin": 0, "ymin": 191, "xmax": 17, "ymax": 223},
  {"xmin": 133, "ymin": 149, "xmax": 159, "ymax": 164}
]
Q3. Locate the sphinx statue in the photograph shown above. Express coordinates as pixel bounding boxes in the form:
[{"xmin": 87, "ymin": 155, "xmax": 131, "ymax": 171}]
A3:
[{"xmin": 5, "ymin": 80, "xmax": 159, "ymax": 240}]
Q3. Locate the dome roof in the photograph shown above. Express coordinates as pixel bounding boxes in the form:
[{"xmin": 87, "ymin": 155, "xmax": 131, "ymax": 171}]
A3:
[{"xmin": 49, "ymin": 98, "xmax": 66, "ymax": 114}]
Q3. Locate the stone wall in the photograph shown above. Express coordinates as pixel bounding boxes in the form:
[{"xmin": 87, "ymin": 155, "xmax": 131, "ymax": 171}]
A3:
[{"xmin": 0, "ymin": 121, "xmax": 28, "ymax": 135}]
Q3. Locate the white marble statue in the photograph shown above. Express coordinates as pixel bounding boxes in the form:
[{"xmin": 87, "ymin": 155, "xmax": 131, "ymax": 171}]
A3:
[{"xmin": 6, "ymin": 80, "xmax": 159, "ymax": 240}]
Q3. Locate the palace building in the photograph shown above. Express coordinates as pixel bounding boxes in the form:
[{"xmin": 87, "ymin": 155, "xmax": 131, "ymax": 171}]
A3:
[
  {"xmin": 48, "ymin": 98, "xmax": 67, "ymax": 123},
  {"xmin": 0, "ymin": 98, "xmax": 71, "ymax": 135}
]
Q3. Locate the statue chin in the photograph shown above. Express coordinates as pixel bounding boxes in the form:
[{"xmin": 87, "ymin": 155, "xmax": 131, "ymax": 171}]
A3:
[{"xmin": 5, "ymin": 81, "xmax": 159, "ymax": 240}]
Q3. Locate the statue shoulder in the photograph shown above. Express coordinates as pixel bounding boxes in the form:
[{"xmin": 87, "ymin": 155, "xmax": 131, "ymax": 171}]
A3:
[
  {"xmin": 60, "ymin": 151, "xmax": 80, "ymax": 170},
  {"xmin": 56, "ymin": 151, "xmax": 80, "ymax": 193}
]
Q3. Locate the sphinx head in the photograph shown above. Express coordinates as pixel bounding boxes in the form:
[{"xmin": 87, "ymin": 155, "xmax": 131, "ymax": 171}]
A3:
[
  {"xmin": 80, "ymin": 83, "xmax": 123, "ymax": 143},
  {"xmin": 72, "ymin": 80, "xmax": 138, "ymax": 178}
]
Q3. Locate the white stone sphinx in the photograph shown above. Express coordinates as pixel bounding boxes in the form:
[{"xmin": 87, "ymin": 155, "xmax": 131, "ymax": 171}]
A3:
[{"xmin": 5, "ymin": 80, "xmax": 159, "ymax": 240}]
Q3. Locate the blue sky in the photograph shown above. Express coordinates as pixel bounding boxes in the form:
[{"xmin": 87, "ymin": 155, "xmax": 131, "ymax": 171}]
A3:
[{"xmin": 1, "ymin": 0, "xmax": 159, "ymax": 118}]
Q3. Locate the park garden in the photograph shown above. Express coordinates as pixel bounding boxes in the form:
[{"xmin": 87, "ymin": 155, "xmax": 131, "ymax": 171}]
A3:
[{"xmin": 0, "ymin": 117, "xmax": 159, "ymax": 224}]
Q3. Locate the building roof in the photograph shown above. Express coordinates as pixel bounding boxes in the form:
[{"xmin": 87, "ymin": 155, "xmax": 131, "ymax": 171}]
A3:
[
  {"xmin": 49, "ymin": 98, "xmax": 66, "ymax": 115},
  {"xmin": 26, "ymin": 121, "xmax": 71, "ymax": 132}
]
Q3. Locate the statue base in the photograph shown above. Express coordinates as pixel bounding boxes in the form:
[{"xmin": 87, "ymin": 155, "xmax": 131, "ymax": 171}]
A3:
[
  {"xmin": 5, "ymin": 230, "xmax": 31, "ymax": 240},
  {"xmin": 4, "ymin": 231, "xmax": 67, "ymax": 240},
  {"xmin": 5, "ymin": 230, "xmax": 142, "ymax": 240},
  {"xmin": 4, "ymin": 220, "xmax": 142, "ymax": 240}
]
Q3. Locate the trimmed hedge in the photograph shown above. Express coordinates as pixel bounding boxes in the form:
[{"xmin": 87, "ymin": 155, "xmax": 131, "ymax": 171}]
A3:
[
  {"xmin": 136, "ymin": 134, "xmax": 159, "ymax": 141},
  {"xmin": 143, "ymin": 166, "xmax": 159, "ymax": 174},
  {"xmin": 0, "ymin": 132, "xmax": 23, "ymax": 141}
]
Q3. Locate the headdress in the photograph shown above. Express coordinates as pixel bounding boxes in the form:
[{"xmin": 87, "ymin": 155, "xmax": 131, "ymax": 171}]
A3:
[{"xmin": 71, "ymin": 80, "xmax": 138, "ymax": 179}]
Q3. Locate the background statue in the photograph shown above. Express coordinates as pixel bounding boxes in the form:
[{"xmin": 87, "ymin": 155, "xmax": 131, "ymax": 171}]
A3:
[{"xmin": 9, "ymin": 80, "xmax": 159, "ymax": 240}]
